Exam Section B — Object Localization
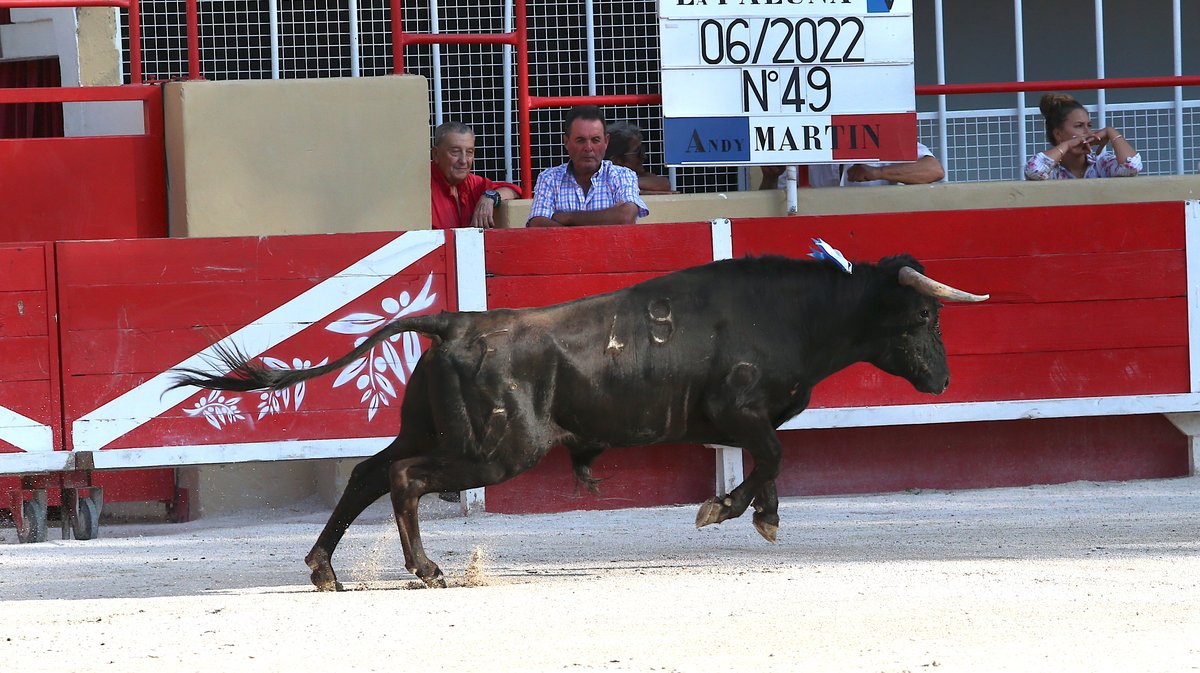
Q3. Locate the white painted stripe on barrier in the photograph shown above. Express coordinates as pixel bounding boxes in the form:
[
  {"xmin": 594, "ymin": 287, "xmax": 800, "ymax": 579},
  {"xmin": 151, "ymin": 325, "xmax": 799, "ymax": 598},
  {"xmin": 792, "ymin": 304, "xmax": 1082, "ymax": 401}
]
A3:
[
  {"xmin": 1185, "ymin": 200, "xmax": 1199, "ymax": 393},
  {"xmin": 708, "ymin": 219, "xmax": 741, "ymax": 496},
  {"xmin": 454, "ymin": 228, "xmax": 487, "ymax": 312},
  {"xmin": 779, "ymin": 392, "xmax": 1200, "ymax": 431},
  {"xmin": 710, "ymin": 218, "xmax": 733, "ymax": 260},
  {"xmin": 455, "ymin": 228, "xmax": 488, "ymax": 512},
  {"xmin": 83, "ymin": 437, "xmax": 395, "ymax": 470},
  {"xmin": 0, "ymin": 405, "xmax": 54, "ymax": 454},
  {"xmin": 72, "ymin": 231, "xmax": 446, "ymax": 453},
  {"xmin": 66, "ymin": 394, "xmax": 1200, "ymax": 471},
  {"xmin": 0, "ymin": 450, "xmax": 72, "ymax": 474}
]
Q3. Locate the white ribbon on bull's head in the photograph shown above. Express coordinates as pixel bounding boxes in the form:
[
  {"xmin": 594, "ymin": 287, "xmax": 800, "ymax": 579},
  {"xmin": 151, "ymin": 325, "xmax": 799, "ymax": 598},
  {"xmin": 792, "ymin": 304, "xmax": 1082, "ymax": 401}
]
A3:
[
  {"xmin": 808, "ymin": 238, "xmax": 853, "ymax": 274},
  {"xmin": 898, "ymin": 266, "xmax": 989, "ymax": 303}
]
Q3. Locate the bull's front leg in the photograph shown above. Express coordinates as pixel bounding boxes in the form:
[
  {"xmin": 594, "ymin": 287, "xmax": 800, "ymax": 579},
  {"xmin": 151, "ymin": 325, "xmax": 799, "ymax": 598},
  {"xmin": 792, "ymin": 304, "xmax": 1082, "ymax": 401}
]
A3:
[
  {"xmin": 696, "ymin": 366, "xmax": 783, "ymax": 542},
  {"xmin": 694, "ymin": 437, "xmax": 782, "ymax": 542},
  {"xmin": 750, "ymin": 481, "xmax": 780, "ymax": 543}
]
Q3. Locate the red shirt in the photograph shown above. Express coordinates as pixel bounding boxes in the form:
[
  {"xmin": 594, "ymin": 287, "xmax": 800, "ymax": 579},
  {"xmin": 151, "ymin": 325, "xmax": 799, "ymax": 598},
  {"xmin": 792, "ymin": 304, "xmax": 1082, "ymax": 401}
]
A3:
[{"xmin": 429, "ymin": 163, "xmax": 520, "ymax": 230}]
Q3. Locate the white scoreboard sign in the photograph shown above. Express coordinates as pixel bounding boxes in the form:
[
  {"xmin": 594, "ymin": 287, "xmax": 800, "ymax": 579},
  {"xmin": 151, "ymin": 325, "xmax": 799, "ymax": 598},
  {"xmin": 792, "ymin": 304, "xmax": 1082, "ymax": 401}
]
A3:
[{"xmin": 659, "ymin": 0, "xmax": 917, "ymax": 166}]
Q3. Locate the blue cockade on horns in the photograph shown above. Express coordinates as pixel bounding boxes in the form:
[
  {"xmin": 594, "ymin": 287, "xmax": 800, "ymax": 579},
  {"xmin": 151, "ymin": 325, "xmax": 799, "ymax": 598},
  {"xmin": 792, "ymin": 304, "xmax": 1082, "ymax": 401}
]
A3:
[{"xmin": 808, "ymin": 238, "xmax": 853, "ymax": 274}]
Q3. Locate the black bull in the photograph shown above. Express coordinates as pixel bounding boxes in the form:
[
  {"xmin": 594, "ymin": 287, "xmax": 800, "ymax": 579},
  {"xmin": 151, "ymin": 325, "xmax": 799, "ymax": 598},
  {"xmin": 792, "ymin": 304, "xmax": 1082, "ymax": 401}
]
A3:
[{"xmin": 171, "ymin": 254, "xmax": 987, "ymax": 590}]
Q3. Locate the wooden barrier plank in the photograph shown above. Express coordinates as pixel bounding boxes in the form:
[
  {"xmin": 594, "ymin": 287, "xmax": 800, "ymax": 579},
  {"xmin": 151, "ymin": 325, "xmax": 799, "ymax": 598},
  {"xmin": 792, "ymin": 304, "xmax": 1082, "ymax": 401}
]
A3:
[
  {"xmin": 809, "ymin": 347, "xmax": 1191, "ymax": 408},
  {"xmin": 0, "ymin": 380, "xmax": 56, "ymax": 431},
  {"xmin": 106, "ymin": 408, "xmax": 399, "ymax": 452},
  {"xmin": 56, "ymin": 231, "xmax": 408, "ymax": 286},
  {"xmin": 0, "ymin": 337, "xmax": 52, "ymax": 381},
  {"xmin": 487, "ymin": 272, "xmax": 674, "ymax": 309},
  {"xmin": 944, "ymin": 297, "xmax": 1186, "ymax": 355},
  {"xmin": 774, "ymin": 415, "xmax": 1189, "ymax": 497},
  {"xmin": 60, "ymin": 273, "xmax": 442, "ymax": 331},
  {"xmin": 733, "ymin": 202, "xmax": 1185, "ymax": 261},
  {"xmin": 484, "ymin": 223, "xmax": 713, "ymax": 276},
  {"xmin": 921, "ymin": 250, "xmax": 1186, "ymax": 305},
  {"xmin": 484, "ymin": 443, "xmax": 717, "ymax": 515},
  {"xmin": 483, "ymin": 249, "xmax": 1186, "ymax": 313},
  {"xmin": 0, "ymin": 291, "xmax": 49, "ymax": 338},
  {"xmin": 0, "ymin": 246, "xmax": 50, "ymax": 290}
]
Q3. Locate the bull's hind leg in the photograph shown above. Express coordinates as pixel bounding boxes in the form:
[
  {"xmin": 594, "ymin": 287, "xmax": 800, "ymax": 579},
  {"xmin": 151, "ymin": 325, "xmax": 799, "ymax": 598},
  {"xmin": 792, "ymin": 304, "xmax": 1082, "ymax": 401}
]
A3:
[
  {"xmin": 388, "ymin": 457, "xmax": 510, "ymax": 588},
  {"xmin": 304, "ymin": 450, "xmax": 395, "ymax": 591}
]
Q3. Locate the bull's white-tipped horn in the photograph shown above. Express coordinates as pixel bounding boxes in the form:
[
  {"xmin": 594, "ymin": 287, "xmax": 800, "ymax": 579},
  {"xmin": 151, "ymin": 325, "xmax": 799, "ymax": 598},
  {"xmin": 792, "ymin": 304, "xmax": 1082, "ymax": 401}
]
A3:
[{"xmin": 898, "ymin": 266, "xmax": 989, "ymax": 302}]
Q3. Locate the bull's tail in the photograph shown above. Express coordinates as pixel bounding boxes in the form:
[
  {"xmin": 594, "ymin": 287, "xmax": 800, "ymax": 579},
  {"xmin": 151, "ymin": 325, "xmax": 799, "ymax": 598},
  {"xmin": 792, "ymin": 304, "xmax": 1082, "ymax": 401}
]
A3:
[{"xmin": 168, "ymin": 313, "xmax": 453, "ymax": 393}]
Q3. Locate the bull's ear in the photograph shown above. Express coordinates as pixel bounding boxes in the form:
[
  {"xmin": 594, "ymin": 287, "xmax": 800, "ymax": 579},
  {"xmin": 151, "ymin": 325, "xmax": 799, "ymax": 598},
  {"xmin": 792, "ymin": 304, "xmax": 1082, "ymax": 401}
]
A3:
[{"xmin": 876, "ymin": 254, "xmax": 925, "ymax": 281}]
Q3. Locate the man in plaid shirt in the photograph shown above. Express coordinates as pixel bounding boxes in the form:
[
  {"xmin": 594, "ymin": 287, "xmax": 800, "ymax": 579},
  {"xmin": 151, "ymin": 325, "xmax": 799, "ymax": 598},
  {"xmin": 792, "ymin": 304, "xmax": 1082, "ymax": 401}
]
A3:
[{"xmin": 527, "ymin": 105, "xmax": 650, "ymax": 227}]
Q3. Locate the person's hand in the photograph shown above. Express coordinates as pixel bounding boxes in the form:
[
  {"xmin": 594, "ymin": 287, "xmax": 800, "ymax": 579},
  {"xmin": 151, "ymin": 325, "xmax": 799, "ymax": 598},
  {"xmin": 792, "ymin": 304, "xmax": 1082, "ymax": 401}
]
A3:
[
  {"xmin": 846, "ymin": 164, "xmax": 883, "ymax": 182},
  {"xmin": 1092, "ymin": 127, "xmax": 1126, "ymax": 151},
  {"xmin": 469, "ymin": 199, "xmax": 496, "ymax": 229},
  {"xmin": 758, "ymin": 165, "xmax": 786, "ymax": 190},
  {"xmin": 1065, "ymin": 132, "xmax": 1099, "ymax": 155}
]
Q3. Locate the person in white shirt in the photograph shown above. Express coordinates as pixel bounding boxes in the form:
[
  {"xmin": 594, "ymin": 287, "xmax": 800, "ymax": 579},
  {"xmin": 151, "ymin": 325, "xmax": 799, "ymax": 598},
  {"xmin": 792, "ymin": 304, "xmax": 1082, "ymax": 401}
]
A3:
[{"xmin": 759, "ymin": 143, "xmax": 945, "ymax": 189}]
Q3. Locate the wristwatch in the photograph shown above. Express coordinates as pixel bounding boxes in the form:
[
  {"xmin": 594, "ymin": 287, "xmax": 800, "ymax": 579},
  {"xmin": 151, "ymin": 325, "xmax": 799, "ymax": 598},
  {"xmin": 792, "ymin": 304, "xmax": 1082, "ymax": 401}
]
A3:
[{"xmin": 483, "ymin": 189, "xmax": 502, "ymax": 207}]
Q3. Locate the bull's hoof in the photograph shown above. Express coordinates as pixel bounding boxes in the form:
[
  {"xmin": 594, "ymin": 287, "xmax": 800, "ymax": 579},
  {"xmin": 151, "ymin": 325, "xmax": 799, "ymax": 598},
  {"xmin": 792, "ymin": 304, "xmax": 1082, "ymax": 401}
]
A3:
[
  {"xmin": 695, "ymin": 496, "xmax": 732, "ymax": 529},
  {"xmin": 752, "ymin": 517, "xmax": 779, "ymax": 544},
  {"xmin": 420, "ymin": 570, "xmax": 448, "ymax": 589},
  {"xmin": 311, "ymin": 572, "xmax": 345, "ymax": 592},
  {"xmin": 306, "ymin": 549, "xmax": 343, "ymax": 592}
]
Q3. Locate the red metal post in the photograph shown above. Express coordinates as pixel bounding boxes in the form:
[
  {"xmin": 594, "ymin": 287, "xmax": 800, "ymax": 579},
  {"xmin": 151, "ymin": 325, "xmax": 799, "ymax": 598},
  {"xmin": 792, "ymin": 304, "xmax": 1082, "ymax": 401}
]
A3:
[
  {"xmin": 515, "ymin": 0, "xmax": 532, "ymax": 196},
  {"xmin": 392, "ymin": 0, "xmax": 404, "ymax": 74},
  {"xmin": 186, "ymin": 0, "xmax": 200, "ymax": 79},
  {"xmin": 127, "ymin": 0, "xmax": 142, "ymax": 83}
]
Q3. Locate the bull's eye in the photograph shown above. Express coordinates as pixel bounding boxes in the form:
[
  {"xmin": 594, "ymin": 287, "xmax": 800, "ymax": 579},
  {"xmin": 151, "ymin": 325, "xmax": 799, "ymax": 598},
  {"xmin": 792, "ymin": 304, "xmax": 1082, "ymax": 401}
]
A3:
[{"xmin": 919, "ymin": 308, "xmax": 930, "ymax": 321}]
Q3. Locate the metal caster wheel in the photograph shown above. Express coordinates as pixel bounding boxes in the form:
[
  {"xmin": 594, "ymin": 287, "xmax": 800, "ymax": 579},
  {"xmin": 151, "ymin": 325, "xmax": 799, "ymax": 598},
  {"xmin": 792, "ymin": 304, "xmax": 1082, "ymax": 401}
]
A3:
[
  {"xmin": 71, "ymin": 490, "xmax": 103, "ymax": 541},
  {"xmin": 17, "ymin": 492, "xmax": 48, "ymax": 544}
]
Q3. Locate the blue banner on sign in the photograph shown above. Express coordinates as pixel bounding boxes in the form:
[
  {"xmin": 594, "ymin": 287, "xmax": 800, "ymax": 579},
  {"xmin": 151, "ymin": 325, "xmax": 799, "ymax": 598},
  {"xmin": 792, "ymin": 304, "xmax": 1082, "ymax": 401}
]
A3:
[
  {"xmin": 664, "ymin": 117, "xmax": 751, "ymax": 164},
  {"xmin": 867, "ymin": 0, "xmax": 897, "ymax": 12}
]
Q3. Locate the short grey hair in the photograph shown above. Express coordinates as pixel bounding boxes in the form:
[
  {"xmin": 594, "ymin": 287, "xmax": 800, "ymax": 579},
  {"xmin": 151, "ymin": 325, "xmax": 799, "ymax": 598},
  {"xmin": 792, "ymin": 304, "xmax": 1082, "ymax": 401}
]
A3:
[
  {"xmin": 433, "ymin": 121, "xmax": 474, "ymax": 147},
  {"xmin": 605, "ymin": 121, "xmax": 643, "ymax": 159}
]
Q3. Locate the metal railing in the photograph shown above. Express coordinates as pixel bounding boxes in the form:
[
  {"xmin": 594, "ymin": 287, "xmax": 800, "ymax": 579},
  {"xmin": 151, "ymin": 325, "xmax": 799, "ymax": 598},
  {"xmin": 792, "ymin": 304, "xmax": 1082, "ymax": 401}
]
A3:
[{"xmin": 1, "ymin": 0, "xmax": 143, "ymax": 83}]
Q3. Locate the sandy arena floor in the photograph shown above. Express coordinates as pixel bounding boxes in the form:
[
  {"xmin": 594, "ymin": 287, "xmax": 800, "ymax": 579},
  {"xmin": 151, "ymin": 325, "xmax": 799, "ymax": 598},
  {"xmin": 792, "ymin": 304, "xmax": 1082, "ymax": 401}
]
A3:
[{"xmin": 2, "ymin": 477, "xmax": 1199, "ymax": 672}]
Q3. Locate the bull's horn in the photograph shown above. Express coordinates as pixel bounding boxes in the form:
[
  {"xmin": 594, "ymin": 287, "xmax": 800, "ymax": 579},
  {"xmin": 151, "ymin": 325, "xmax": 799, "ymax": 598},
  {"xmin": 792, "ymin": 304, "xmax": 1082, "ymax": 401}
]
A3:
[{"xmin": 899, "ymin": 266, "xmax": 989, "ymax": 302}]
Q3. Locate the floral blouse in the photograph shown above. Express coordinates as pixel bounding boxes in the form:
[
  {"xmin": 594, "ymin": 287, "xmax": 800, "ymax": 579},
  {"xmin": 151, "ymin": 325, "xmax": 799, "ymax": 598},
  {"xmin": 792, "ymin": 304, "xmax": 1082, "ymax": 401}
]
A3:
[{"xmin": 1024, "ymin": 149, "xmax": 1142, "ymax": 180}]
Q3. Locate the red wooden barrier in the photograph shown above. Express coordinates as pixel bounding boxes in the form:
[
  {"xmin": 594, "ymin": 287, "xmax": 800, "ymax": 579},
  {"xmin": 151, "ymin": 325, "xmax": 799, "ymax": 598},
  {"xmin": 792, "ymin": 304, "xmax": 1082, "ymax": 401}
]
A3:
[
  {"xmin": 1, "ymin": 206, "xmax": 1194, "ymax": 518},
  {"xmin": 483, "ymin": 204, "xmax": 1195, "ymax": 511},
  {"xmin": 0, "ymin": 243, "xmax": 59, "ymax": 461},
  {"xmin": 482, "ymin": 224, "xmax": 720, "ymax": 513},
  {"xmin": 58, "ymin": 230, "xmax": 451, "ymax": 467},
  {"xmin": 0, "ymin": 86, "xmax": 166, "ymax": 242}
]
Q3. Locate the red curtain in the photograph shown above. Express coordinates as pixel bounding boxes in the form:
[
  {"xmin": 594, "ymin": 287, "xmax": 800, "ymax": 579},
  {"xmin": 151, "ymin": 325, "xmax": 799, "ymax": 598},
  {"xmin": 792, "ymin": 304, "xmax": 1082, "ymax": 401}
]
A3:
[{"xmin": 0, "ymin": 58, "xmax": 66, "ymax": 138}]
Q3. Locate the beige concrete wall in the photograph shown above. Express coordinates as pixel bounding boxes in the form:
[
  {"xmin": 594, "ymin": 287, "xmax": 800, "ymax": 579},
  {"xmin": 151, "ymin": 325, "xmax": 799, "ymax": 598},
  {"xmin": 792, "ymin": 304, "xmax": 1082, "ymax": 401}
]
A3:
[
  {"xmin": 497, "ymin": 173, "xmax": 1200, "ymax": 226},
  {"xmin": 165, "ymin": 76, "xmax": 431, "ymax": 238},
  {"xmin": 76, "ymin": 8, "xmax": 120, "ymax": 86}
]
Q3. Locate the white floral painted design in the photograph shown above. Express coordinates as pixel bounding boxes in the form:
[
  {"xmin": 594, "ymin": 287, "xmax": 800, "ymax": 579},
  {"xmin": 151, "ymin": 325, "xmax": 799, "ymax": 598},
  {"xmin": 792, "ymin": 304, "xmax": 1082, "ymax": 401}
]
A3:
[
  {"xmin": 326, "ymin": 273, "xmax": 437, "ymax": 421},
  {"xmin": 256, "ymin": 356, "xmax": 329, "ymax": 420},
  {"xmin": 183, "ymin": 391, "xmax": 246, "ymax": 430},
  {"xmin": 183, "ymin": 272, "xmax": 438, "ymax": 430}
]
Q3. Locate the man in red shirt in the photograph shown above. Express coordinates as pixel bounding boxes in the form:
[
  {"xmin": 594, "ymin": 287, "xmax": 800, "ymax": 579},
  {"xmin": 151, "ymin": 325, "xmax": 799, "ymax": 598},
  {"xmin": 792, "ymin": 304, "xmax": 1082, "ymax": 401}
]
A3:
[{"xmin": 430, "ymin": 121, "xmax": 521, "ymax": 229}]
